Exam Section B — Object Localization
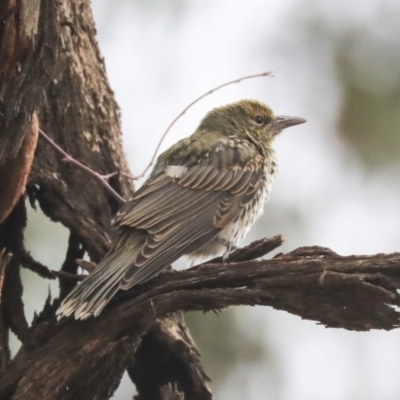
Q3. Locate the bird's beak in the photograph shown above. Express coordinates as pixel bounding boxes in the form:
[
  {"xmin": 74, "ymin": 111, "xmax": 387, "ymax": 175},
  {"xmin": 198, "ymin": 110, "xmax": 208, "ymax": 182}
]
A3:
[{"xmin": 272, "ymin": 115, "xmax": 306, "ymax": 130}]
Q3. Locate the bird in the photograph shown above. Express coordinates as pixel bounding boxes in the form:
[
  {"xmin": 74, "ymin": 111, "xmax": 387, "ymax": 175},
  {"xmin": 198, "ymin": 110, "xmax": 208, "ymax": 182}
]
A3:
[{"xmin": 57, "ymin": 99, "xmax": 305, "ymax": 320}]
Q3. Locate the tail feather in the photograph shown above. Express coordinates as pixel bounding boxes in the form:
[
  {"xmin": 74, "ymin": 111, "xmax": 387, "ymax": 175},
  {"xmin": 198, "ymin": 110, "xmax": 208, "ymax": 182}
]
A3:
[
  {"xmin": 56, "ymin": 201, "xmax": 220, "ymax": 320},
  {"xmin": 56, "ymin": 232, "xmax": 144, "ymax": 320}
]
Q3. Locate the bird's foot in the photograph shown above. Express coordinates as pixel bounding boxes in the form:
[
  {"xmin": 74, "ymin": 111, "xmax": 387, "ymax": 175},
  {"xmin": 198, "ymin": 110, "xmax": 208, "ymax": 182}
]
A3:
[{"xmin": 218, "ymin": 239, "xmax": 238, "ymax": 262}]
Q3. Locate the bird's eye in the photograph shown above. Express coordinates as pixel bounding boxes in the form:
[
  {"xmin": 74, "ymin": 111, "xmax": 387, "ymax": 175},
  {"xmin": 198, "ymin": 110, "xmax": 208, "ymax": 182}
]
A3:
[{"xmin": 254, "ymin": 116, "xmax": 264, "ymax": 125}]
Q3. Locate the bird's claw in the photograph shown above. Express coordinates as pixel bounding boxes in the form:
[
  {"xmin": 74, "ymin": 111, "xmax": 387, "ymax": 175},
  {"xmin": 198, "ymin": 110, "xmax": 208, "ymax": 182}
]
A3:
[{"xmin": 219, "ymin": 239, "xmax": 238, "ymax": 262}]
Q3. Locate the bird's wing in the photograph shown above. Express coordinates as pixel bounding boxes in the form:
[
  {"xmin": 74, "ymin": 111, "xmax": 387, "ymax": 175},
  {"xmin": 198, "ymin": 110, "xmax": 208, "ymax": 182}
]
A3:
[
  {"xmin": 57, "ymin": 139, "xmax": 265, "ymax": 319},
  {"xmin": 112, "ymin": 140, "xmax": 264, "ymax": 289}
]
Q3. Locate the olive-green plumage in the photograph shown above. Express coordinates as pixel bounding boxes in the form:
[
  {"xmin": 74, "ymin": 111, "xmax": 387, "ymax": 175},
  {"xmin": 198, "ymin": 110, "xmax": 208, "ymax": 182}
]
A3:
[{"xmin": 57, "ymin": 99, "xmax": 305, "ymax": 320}]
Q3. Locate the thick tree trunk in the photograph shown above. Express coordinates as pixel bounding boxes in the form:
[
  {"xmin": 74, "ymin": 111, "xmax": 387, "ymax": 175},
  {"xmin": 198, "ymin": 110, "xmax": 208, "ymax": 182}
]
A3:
[{"xmin": 0, "ymin": 1, "xmax": 210, "ymax": 399}]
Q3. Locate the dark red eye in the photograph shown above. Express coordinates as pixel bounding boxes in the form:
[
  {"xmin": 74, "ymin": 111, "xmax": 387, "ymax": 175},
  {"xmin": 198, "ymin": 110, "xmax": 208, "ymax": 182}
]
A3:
[{"xmin": 255, "ymin": 116, "xmax": 264, "ymax": 125}]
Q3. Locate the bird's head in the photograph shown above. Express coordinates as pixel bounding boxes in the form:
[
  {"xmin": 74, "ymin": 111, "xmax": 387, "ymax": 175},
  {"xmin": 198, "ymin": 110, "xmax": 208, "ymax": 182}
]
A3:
[{"xmin": 199, "ymin": 99, "xmax": 306, "ymax": 145}]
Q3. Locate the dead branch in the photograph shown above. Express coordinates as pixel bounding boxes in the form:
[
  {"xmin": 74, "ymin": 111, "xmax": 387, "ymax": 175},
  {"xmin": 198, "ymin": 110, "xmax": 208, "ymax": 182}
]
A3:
[{"xmin": 0, "ymin": 241, "xmax": 399, "ymax": 399}]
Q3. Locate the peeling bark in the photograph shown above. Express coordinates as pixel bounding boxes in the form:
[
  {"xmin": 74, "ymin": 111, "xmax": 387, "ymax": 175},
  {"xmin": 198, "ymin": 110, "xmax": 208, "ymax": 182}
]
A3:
[{"xmin": 0, "ymin": 113, "xmax": 39, "ymax": 223}]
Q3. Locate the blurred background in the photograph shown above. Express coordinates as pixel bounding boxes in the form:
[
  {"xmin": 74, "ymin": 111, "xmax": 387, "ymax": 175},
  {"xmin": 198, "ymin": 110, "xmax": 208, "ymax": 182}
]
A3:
[{"xmin": 18, "ymin": 0, "xmax": 400, "ymax": 399}]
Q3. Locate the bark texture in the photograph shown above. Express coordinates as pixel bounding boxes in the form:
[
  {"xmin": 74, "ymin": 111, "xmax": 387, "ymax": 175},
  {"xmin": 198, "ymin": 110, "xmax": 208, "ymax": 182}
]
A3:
[
  {"xmin": 1, "ymin": 237, "xmax": 400, "ymax": 399},
  {"xmin": 0, "ymin": 1, "xmax": 210, "ymax": 399},
  {"xmin": 0, "ymin": 1, "xmax": 399, "ymax": 400},
  {"xmin": 0, "ymin": 0, "xmax": 58, "ymax": 223}
]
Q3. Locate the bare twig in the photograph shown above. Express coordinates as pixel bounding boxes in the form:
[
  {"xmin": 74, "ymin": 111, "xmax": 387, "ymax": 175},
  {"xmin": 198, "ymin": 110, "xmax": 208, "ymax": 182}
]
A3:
[
  {"xmin": 38, "ymin": 129, "xmax": 126, "ymax": 204},
  {"xmin": 39, "ymin": 72, "xmax": 275, "ymax": 191},
  {"xmin": 52, "ymin": 270, "xmax": 85, "ymax": 282},
  {"xmin": 20, "ymin": 248, "xmax": 54, "ymax": 279},
  {"xmin": 131, "ymin": 71, "xmax": 275, "ymax": 180}
]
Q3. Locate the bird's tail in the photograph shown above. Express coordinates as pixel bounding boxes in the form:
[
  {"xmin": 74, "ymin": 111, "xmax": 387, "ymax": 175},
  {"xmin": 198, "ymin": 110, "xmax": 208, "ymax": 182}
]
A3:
[{"xmin": 56, "ymin": 231, "xmax": 144, "ymax": 320}]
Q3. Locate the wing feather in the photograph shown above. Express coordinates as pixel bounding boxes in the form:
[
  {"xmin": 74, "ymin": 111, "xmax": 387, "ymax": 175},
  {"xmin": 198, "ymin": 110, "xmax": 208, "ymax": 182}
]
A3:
[
  {"xmin": 113, "ymin": 143, "xmax": 265, "ymax": 289},
  {"xmin": 58, "ymin": 138, "xmax": 267, "ymax": 319},
  {"xmin": 121, "ymin": 212, "xmax": 218, "ymax": 288}
]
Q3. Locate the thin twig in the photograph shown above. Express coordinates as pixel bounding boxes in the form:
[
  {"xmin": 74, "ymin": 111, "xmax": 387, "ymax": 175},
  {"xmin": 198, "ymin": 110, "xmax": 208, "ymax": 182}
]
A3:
[
  {"xmin": 39, "ymin": 72, "xmax": 274, "ymax": 191},
  {"xmin": 38, "ymin": 129, "xmax": 126, "ymax": 204},
  {"xmin": 52, "ymin": 270, "xmax": 85, "ymax": 282},
  {"xmin": 131, "ymin": 71, "xmax": 275, "ymax": 180},
  {"xmin": 20, "ymin": 248, "xmax": 54, "ymax": 279}
]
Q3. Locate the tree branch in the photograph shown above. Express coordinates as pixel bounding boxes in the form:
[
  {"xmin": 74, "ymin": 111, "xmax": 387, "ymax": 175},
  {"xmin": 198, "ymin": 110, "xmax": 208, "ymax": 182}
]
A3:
[{"xmin": 1, "ymin": 240, "xmax": 399, "ymax": 398}]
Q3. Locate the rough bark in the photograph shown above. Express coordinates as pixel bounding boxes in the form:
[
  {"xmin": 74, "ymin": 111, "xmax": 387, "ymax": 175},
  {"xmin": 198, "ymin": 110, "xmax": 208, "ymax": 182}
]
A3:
[
  {"xmin": 1, "ymin": 238, "xmax": 400, "ymax": 399},
  {"xmin": 0, "ymin": 1, "xmax": 210, "ymax": 399},
  {"xmin": 1, "ymin": 1, "xmax": 399, "ymax": 400},
  {"xmin": 0, "ymin": 0, "xmax": 58, "ymax": 223},
  {"xmin": 31, "ymin": 0, "xmax": 132, "ymax": 260}
]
